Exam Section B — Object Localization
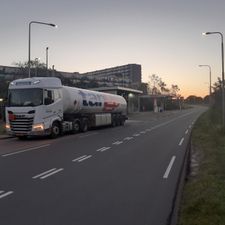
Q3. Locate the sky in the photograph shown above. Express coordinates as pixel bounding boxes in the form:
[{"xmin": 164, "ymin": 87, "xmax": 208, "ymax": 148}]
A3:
[{"xmin": 1, "ymin": 0, "xmax": 225, "ymax": 98}]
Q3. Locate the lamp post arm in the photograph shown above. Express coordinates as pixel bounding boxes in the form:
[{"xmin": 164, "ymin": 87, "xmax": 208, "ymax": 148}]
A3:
[{"xmin": 28, "ymin": 21, "xmax": 56, "ymax": 78}]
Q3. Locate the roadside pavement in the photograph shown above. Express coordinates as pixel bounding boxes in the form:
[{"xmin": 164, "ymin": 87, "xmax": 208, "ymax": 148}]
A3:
[
  {"xmin": 0, "ymin": 121, "xmax": 12, "ymax": 139},
  {"xmin": 127, "ymin": 109, "xmax": 184, "ymax": 121}
]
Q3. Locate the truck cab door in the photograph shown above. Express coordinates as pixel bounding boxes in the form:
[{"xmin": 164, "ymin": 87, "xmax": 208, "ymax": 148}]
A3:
[{"xmin": 43, "ymin": 89, "xmax": 63, "ymax": 127}]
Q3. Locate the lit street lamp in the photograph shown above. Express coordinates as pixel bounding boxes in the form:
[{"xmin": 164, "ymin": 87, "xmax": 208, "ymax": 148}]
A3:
[
  {"xmin": 202, "ymin": 31, "xmax": 225, "ymax": 128},
  {"xmin": 28, "ymin": 21, "xmax": 57, "ymax": 78},
  {"xmin": 198, "ymin": 64, "xmax": 212, "ymax": 103}
]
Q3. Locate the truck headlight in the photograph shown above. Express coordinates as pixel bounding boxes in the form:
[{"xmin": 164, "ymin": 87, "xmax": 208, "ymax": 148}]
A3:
[
  {"xmin": 5, "ymin": 123, "xmax": 10, "ymax": 130},
  {"xmin": 32, "ymin": 123, "xmax": 44, "ymax": 131}
]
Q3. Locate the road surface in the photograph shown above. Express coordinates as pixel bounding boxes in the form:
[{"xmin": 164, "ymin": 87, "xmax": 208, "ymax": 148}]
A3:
[{"xmin": 0, "ymin": 106, "xmax": 206, "ymax": 225}]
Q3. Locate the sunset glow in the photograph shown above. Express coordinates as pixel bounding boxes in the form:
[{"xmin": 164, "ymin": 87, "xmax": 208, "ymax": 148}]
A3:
[{"xmin": 1, "ymin": 0, "xmax": 225, "ymax": 98}]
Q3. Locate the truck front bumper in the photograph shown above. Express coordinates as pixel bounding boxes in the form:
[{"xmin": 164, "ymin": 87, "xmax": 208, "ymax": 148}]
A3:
[{"xmin": 7, "ymin": 129, "xmax": 51, "ymax": 137}]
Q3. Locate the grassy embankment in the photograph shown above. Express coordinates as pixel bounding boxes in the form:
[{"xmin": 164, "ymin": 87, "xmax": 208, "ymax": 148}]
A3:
[{"xmin": 178, "ymin": 108, "xmax": 225, "ymax": 225}]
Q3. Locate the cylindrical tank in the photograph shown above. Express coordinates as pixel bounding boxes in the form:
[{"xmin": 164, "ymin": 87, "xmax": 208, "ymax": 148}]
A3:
[{"xmin": 62, "ymin": 86, "xmax": 127, "ymax": 115}]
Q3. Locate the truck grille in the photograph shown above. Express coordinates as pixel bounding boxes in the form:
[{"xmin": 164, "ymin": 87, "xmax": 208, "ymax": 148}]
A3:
[{"xmin": 10, "ymin": 115, "xmax": 34, "ymax": 133}]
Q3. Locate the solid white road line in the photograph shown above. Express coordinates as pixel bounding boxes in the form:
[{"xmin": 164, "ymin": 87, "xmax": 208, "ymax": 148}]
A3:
[
  {"xmin": 112, "ymin": 141, "xmax": 123, "ymax": 145},
  {"xmin": 72, "ymin": 155, "xmax": 88, "ymax": 162},
  {"xmin": 163, "ymin": 156, "xmax": 176, "ymax": 179},
  {"xmin": 78, "ymin": 132, "xmax": 98, "ymax": 138},
  {"xmin": 179, "ymin": 137, "xmax": 185, "ymax": 146},
  {"xmin": 78, "ymin": 155, "xmax": 92, "ymax": 162},
  {"xmin": 0, "ymin": 191, "xmax": 14, "ymax": 199},
  {"xmin": 40, "ymin": 168, "xmax": 64, "ymax": 179},
  {"xmin": 2, "ymin": 144, "xmax": 50, "ymax": 157},
  {"xmin": 185, "ymin": 129, "xmax": 189, "ymax": 135},
  {"xmin": 96, "ymin": 147, "xmax": 111, "ymax": 152},
  {"xmin": 133, "ymin": 134, "xmax": 140, "ymax": 137},
  {"xmin": 140, "ymin": 131, "xmax": 146, "ymax": 134},
  {"xmin": 32, "ymin": 168, "xmax": 57, "ymax": 179}
]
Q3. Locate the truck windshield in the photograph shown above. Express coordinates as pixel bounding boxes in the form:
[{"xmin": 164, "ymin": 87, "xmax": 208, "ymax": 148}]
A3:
[{"xmin": 8, "ymin": 88, "xmax": 43, "ymax": 107}]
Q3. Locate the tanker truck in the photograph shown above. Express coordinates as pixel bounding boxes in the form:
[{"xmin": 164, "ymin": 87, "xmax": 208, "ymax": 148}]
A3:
[{"xmin": 5, "ymin": 77, "xmax": 127, "ymax": 139}]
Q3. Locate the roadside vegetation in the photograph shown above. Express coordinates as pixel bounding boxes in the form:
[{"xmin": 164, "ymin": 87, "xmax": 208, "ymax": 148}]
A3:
[{"xmin": 178, "ymin": 107, "xmax": 225, "ymax": 225}]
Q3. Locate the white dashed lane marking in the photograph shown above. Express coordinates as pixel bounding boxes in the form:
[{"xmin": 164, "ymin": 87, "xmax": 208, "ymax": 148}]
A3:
[
  {"xmin": 123, "ymin": 137, "xmax": 134, "ymax": 141},
  {"xmin": 112, "ymin": 141, "xmax": 123, "ymax": 145},
  {"xmin": 2, "ymin": 144, "xmax": 50, "ymax": 157},
  {"xmin": 32, "ymin": 168, "xmax": 64, "ymax": 180},
  {"xmin": 179, "ymin": 137, "xmax": 185, "ymax": 146},
  {"xmin": 163, "ymin": 156, "xmax": 176, "ymax": 179},
  {"xmin": 0, "ymin": 191, "xmax": 14, "ymax": 199}
]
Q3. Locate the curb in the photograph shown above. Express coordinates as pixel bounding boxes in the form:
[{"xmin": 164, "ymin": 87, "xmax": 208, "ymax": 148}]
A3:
[{"xmin": 0, "ymin": 135, "xmax": 14, "ymax": 140}]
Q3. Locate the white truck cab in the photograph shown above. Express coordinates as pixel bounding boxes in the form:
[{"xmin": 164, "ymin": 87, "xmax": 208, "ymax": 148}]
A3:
[{"xmin": 5, "ymin": 77, "xmax": 63, "ymax": 138}]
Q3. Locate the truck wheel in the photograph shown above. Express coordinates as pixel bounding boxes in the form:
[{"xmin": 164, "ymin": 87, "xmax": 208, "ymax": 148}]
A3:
[
  {"xmin": 81, "ymin": 120, "xmax": 88, "ymax": 132},
  {"xmin": 72, "ymin": 120, "xmax": 80, "ymax": 133},
  {"xmin": 112, "ymin": 119, "xmax": 117, "ymax": 127},
  {"xmin": 51, "ymin": 122, "xmax": 60, "ymax": 138}
]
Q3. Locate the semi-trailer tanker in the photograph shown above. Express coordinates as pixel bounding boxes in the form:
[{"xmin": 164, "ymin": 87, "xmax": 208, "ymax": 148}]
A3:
[{"xmin": 5, "ymin": 77, "xmax": 127, "ymax": 139}]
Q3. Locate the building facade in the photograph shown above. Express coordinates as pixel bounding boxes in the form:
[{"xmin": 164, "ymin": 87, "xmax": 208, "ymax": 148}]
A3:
[
  {"xmin": 81, "ymin": 64, "xmax": 142, "ymax": 89},
  {"xmin": 0, "ymin": 63, "xmax": 143, "ymax": 90}
]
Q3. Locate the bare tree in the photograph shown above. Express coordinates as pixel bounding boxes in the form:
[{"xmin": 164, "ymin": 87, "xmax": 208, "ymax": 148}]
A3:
[
  {"xmin": 148, "ymin": 74, "xmax": 170, "ymax": 95},
  {"xmin": 170, "ymin": 84, "xmax": 180, "ymax": 97},
  {"xmin": 13, "ymin": 60, "xmax": 46, "ymax": 77},
  {"xmin": 148, "ymin": 74, "xmax": 161, "ymax": 95}
]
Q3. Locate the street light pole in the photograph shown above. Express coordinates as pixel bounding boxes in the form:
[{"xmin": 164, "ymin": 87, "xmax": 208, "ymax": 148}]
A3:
[
  {"xmin": 198, "ymin": 64, "xmax": 212, "ymax": 102},
  {"xmin": 28, "ymin": 21, "xmax": 57, "ymax": 78},
  {"xmin": 203, "ymin": 32, "xmax": 225, "ymax": 129},
  {"xmin": 46, "ymin": 47, "xmax": 49, "ymax": 70}
]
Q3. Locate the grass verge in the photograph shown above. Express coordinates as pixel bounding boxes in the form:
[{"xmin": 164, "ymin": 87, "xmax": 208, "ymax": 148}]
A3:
[{"xmin": 178, "ymin": 108, "xmax": 225, "ymax": 225}]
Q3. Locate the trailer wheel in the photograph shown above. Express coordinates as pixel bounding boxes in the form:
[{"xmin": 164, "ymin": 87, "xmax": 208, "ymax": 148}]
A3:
[
  {"xmin": 112, "ymin": 118, "xmax": 117, "ymax": 127},
  {"xmin": 81, "ymin": 119, "xmax": 88, "ymax": 132},
  {"xmin": 51, "ymin": 122, "xmax": 60, "ymax": 138},
  {"xmin": 120, "ymin": 119, "xmax": 125, "ymax": 126}
]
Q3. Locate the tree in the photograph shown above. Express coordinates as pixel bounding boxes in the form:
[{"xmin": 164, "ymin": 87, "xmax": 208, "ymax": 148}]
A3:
[
  {"xmin": 13, "ymin": 60, "xmax": 47, "ymax": 77},
  {"xmin": 148, "ymin": 74, "xmax": 162, "ymax": 95},
  {"xmin": 138, "ymin": 82, "xmax": 149, "ymax": 95},
  {"xmin": 170, "ymin": 84, "xmax": 180, "ymax": 97},
  {"xmin": 212, "ymin": 77, "xmax": 222, "ymax": 109},
  {"xmin": 159, "ymin": 80, "xmax": 170, "ymax": 94},
  {"xmin": 185, "ymin": 95, "xmax": 203, "ymax": 104},
  {"xmin": 0, "ymin": 77, "xmax": 9, "ymax": 99}
]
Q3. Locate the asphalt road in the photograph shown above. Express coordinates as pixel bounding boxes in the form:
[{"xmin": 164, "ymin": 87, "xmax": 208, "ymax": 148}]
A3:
[{"xmin": 0, "ymin": 106, "xmax": 206, "ymax": 225}]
